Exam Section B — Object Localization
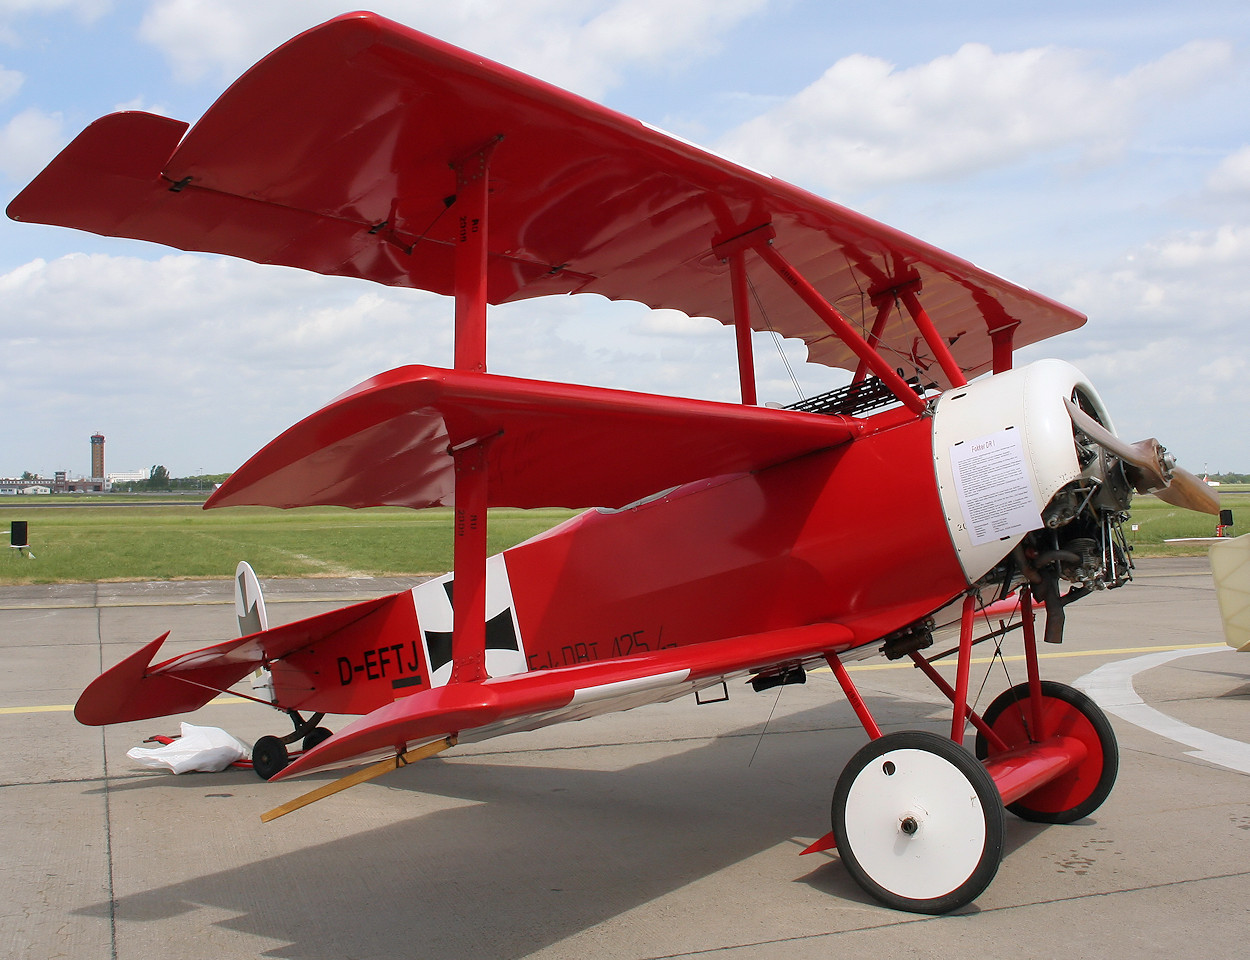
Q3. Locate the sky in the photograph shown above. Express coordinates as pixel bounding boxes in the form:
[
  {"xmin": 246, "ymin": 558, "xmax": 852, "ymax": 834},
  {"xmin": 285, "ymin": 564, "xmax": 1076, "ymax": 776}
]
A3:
[{"xmin": 2, "ymin": 0, "xmax": 1249, "ymax": 480}]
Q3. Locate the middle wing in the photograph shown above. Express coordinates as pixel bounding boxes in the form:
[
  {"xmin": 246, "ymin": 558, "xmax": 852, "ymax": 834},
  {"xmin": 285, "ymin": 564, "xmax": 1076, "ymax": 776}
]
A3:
[{"xmin": 206, "ymin": 365, "xmax": 861, "ymax": 510}]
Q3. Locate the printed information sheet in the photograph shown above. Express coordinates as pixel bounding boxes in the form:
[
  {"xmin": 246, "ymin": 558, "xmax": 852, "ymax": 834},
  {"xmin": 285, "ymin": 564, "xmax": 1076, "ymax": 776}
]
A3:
[{"xmin": 951, "ymin": 427, "xmax": 1043, "ymax": 545}]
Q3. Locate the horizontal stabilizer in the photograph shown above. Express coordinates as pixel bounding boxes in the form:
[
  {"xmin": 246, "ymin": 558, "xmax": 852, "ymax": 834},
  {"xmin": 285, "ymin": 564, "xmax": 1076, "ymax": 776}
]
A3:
[
  {"xmin": 274, "ymin": 621, "xmax": 855, "ymax": 780},
  {"xmin": 75, "ymin": 593, "xmax": 402, "ymax": 725},
  {"xmin": 207, "ymin": 365, "xmax": 860, "ymax": 511}
]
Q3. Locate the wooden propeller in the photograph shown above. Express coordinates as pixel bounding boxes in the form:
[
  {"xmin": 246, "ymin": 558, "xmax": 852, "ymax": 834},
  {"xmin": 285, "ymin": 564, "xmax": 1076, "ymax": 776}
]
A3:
[{"xmin": 1064, "ymin": 398, "xmax": 1219, "ymax": 515}]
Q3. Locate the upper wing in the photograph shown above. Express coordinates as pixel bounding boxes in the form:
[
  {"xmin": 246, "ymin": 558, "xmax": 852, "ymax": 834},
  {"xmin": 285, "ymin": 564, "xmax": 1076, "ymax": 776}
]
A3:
[
  {"xmin": 274, "ymin": 621, "xmax": 855, "ymax": 780},
  {"xmin": 7, "ymin": 12, "xmax": 1083, "ymax": 383},
  {"xmin": 205, "ymin": 364, "xmax": 860, "ymax": 510}
]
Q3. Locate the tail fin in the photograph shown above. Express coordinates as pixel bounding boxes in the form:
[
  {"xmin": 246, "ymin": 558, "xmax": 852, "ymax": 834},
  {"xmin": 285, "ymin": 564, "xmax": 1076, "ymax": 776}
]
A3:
[
  {"xmin": 235, "ymin": 561, "xmax": 276, "ymax": 703},
  {"xmin": 235, "ymin": 561, "xmax": 268, "ymax": 636}
]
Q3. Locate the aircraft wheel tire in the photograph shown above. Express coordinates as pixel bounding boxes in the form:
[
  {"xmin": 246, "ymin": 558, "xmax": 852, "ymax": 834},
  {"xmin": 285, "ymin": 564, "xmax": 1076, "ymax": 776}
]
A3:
[
  {"xmin": 302, "ymin": 726, "xmax": 333, "ymax": 752},
  {"xmin": 832, "ymin": 730, "xmax": 1004, "ymax": 914},
  {"xmin": 252, "ymin": 735, "xmax": 290, "ymax": 781},
  {"xmin": 974, "ymin": 680, "xmax": 1118, "ymax": 824}
]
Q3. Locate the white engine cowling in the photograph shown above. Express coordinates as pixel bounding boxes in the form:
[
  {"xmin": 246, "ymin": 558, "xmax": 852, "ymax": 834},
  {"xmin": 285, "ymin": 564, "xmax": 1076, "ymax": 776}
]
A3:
[{"xmin": 931, "ymin": 359, "xmax": 1120, "ymax": 586}]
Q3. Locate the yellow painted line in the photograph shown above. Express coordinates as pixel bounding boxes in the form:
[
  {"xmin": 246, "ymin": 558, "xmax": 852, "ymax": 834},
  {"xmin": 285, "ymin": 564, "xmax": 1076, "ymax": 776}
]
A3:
[
  {"xmin": 0, "ymin": 642, "xmax": 1227, "ymax": 716},
  {"xmin": 0, "ymin": 595, "xmax": 387, "ymax": 611},
  {"xmin": 841, "ymin": 641, "xmax": 1224, "ymax": 672},
  {"xmin": 0, "ymin": 694, "xmax": 250, "ymax": 717}
]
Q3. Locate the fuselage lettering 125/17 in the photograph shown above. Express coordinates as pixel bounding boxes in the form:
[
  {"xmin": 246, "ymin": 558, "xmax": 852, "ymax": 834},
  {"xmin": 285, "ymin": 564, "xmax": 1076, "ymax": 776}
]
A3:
[
  {"xmin": 525, "ymin": 627, "xmax": 675, "ymax": 670},
  {"xmin": 527, "ymin": 642, "xmax": 600, "ymax": 670},
  {"xmin": 337, "ymin": 641, "xmax": 423, "ymax": 687},
  {"xmin": 612, "ymin": 628, "xmax": 675, "ymax": 656}
]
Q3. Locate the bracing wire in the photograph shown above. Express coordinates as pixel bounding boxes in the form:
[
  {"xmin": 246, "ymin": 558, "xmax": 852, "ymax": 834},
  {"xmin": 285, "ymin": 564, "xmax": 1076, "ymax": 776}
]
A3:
[
  {"xmin": 748, "ymin": 685, "xmax": 785, "ymax": 768},
  {"xmin": 747, "ymin": 273, "xmax": 804, "ymax": 401},
  {"xmin": 972, "ymin": 599, "xmax": 1028, "ymax": 731}
]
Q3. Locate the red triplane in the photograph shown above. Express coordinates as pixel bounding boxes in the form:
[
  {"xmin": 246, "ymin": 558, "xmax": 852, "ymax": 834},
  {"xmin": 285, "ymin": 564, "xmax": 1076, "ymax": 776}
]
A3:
[{"xmin": 9, "ymin": 11, "xmax": 1219, "ymax": 913}]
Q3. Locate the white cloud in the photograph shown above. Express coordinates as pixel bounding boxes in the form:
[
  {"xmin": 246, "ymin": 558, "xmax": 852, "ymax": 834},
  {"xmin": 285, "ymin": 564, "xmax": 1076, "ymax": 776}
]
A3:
[
  {"xmin": 1057, "ymin": 333, "xmax": 1249, "ymax": 472},
  {"xmin": 570, "ymin": 0, "xmax": 768, "ymax": 90},
  {"xmin": 1060, "ymin": 224, "xmax": 1250, "ymax": 337},
  {"xmin": 0, "ymin": 248, "xmax": 844, "ymax": 475},
  {"xmin": 717, "ymin": 40, "xmax": 1232, "ymax": 193},
  {"xmin": 635, "ymin": 310, "xmax": 724, "ymax": 337},
  {"xmin": 0, "ymin": 0, "xmax": 109, "ymax": 40},
  {"xmin": 0, "ymin": 105, "xmax": 62, "ymax": 180},
  {"xmin": 0, "ymin": 63, "xmax": 20, "ymax": 99},
  {"xmin": 0, "ymin": 255, "xmax": 620, "ymax": 473},
  {"xmin": 1151, "ymin": 224, "xmax": 1250, "ymax": 269},
  {"xmin": 1039, "ymin": 221, "xmax": 1250, "ymax": 470},
  {"xmin": 136, "ymin": 0, "xmax": 766, "ymax": 99},
  {"xmin": 0, "ymin": 253, "xmax": 453, "ymax": 473},
  {"xmin": 0, "ymin": 0, "xmax": 109, "ymax": 18},
  {"xmin": 110, "ymin": 95, "xmax": 172, "ymax": 116},
  {"xmin": 135, "ymin": 0, "xmax": 311, "ymax": 84},
  {"xmin": 1207, "ymin": 145, "xmax": 1250, "ymax": 195}
]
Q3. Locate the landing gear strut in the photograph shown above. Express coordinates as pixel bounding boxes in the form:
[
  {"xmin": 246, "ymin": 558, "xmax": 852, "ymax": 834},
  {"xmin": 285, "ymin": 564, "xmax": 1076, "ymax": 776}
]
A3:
[
  {"xmin": 817, "ymin": 587, "xmax": 1118, "ymax": 913},
  {"xmin": 833, "ymin": 730, "xmax": 1004, "ymax": 914},
  {"xmin": 975, "ymin": 680, "xmax": 1118, "ymax": 823},
  {"xmin": 251, "ymin": 710, "xmax": 330, "ymax": 781}
]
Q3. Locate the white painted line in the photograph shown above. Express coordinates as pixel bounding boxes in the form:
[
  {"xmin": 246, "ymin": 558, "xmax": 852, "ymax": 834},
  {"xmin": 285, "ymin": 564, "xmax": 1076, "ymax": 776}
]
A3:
[{"xmin": 1076, "ymin": 648, "xmax": 1250, "ymax": 775}]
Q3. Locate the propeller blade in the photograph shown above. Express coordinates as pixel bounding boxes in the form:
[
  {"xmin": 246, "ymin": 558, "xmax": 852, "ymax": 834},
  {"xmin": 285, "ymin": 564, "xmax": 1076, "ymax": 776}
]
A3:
[
  {"xmin": 1063, "ymin": 398, "xmax": 1167, "ymax": 491},
  {"xmin": 1063, "ymin": 398, "xmax": 1219, "ymax": 514},
  {"xmin": 1154, "ymin": 465, "xmax": 1221, "ymax": 515}
]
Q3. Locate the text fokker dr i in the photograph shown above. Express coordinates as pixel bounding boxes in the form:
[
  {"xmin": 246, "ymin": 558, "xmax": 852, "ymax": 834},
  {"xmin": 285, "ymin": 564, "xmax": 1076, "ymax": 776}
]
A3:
[{"xmin": 8, "ymin": 11, "xmax": 1219, "ymax": 914}]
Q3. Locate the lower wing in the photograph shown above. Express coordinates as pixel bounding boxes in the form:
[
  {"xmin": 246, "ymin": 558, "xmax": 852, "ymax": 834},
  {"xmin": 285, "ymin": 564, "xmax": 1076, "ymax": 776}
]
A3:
[{"xmin": 274, "ymin": 621, "xmax": 855, "ymax": 780}]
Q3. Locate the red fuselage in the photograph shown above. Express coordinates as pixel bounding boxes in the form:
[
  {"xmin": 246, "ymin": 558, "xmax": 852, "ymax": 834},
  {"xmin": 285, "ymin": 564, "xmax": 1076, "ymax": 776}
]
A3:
[{"xmin": 503, "ymin": 410, "xmax": 965, "ymax": 673}]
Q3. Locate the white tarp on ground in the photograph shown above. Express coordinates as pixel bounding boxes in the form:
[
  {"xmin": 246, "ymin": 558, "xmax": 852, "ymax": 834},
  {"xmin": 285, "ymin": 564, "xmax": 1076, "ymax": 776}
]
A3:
[{"xmin": 127, "ymin": 722, "xmax": 249, "ymax": 774}]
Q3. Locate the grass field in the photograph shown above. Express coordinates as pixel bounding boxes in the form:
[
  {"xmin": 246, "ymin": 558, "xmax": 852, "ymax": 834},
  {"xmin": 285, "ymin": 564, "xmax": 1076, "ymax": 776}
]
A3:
[
  {"xmin": 0, "ymin": 503, "xmax": 576, "ymax": 584},
  {"xmin": 1121, "ymin": 488, "xmax": 1246, "ymax": 556},
  {"xmin": 0, "ymin": 488, "xmax": 1243, "ymax": 584}
]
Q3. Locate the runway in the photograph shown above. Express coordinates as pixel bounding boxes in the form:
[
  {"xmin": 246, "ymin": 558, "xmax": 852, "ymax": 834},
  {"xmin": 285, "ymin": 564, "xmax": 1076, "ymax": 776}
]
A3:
[{"xmin": 2, "ymin": 558, "xmax": 1247, "ymax": 959}]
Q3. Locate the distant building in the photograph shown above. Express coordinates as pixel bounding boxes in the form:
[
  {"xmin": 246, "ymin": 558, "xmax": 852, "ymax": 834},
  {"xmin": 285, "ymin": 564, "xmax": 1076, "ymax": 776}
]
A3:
[
  {"xmin": 107, "ymin": 470, "xmax": 149, "ymax": 484},
  {"xmin": 0, "ymin": 479, "xmax": 53, "ymax": 495},
  {"xmin": 91, "ymin": 433, "xmax": 105, "ymax": 480},
  {"xmin": 0, "ymin": 473, "xmax": 105, "ymax": 494},
  {"xmin": 3, "ymin": 433, "xmax": 119, "ymax": 494}
]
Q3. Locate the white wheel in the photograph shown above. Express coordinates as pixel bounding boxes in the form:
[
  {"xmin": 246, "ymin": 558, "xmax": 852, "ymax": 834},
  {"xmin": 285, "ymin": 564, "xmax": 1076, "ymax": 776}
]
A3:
[{"xmin": 832, "ymin": 730, "xmax": 1004, "ymax": 913}]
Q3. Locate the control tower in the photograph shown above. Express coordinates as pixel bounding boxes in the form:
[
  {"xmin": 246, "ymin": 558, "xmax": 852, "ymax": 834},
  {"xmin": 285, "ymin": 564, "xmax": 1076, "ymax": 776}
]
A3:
[{"xmin": 90, "ymin": 433, "xmax": 105, "ymax": 480}]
